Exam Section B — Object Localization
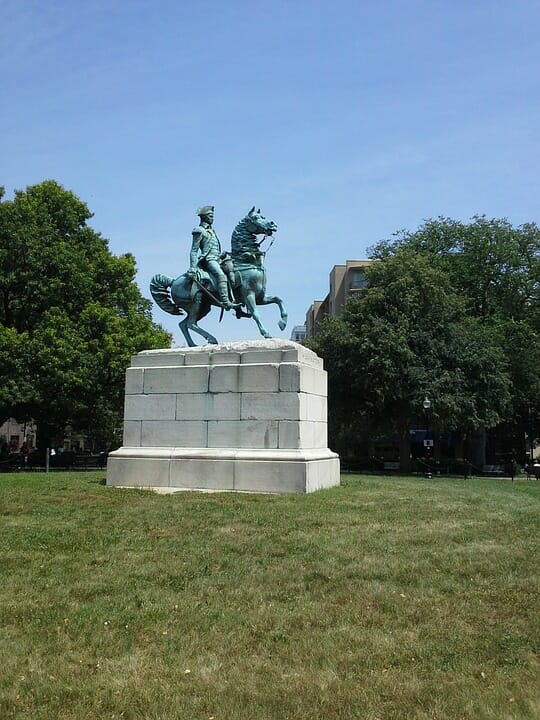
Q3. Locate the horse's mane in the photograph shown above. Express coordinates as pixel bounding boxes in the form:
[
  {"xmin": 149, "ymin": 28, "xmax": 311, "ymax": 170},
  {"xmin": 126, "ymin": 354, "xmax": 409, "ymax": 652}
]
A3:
[{"xmin": 231, "ymin": 215, "xmax": 259, "ymax": 257}]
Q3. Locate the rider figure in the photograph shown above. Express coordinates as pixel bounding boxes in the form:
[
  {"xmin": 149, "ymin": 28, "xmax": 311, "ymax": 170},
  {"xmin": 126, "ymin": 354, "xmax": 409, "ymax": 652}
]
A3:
[{"xmin": 187, "ymin": 205, "xmax": 235, "ymax": 310}]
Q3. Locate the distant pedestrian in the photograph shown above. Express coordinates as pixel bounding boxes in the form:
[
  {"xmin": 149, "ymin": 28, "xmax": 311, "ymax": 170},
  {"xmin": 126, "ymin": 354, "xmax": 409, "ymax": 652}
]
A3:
[{"xmin": 20, "ymin": 440, "xmax": 30, "ymax": 468}]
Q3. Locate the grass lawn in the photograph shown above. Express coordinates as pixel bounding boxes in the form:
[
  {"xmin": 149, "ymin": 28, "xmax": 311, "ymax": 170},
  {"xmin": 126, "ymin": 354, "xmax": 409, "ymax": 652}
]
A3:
[{"xmin": 0, "ymin": 472, "xmax": 538, "ymax": 720}]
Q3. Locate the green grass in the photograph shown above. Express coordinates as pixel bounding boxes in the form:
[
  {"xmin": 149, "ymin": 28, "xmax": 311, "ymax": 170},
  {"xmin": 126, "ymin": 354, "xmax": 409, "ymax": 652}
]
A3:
[{"xmin": 0, "ymin": 472, "xmax": 538, "ymax": 720}]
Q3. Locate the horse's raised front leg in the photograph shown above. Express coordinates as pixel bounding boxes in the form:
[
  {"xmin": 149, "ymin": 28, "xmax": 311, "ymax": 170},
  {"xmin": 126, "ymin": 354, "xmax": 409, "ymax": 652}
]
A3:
[
  {"xmin": 244, "ymin": 291, "xmax": 271, "ymax": 339},
  {"xmin": 258, "ymin": 294, "xmax": 288, "ymax": 331}
]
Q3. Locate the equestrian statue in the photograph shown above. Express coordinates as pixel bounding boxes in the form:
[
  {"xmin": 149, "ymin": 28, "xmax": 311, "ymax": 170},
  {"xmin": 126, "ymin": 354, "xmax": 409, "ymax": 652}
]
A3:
[{"xmin": 150, "ymin": 206, "xmax": 288, "ymax": 346}]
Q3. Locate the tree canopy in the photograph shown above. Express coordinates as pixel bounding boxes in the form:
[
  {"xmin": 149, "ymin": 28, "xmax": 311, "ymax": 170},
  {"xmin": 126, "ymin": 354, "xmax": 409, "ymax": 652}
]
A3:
[
  {"xmin": 0, "ymin": 180, "xmax": 171, "ymax": 447},
  {"xmin": 371, "ymin": 216, "xmax": 540, "ymax": 424},
  {"xmin": 308, "ymin": 216, "xmax": 540, "ymax": 468}
]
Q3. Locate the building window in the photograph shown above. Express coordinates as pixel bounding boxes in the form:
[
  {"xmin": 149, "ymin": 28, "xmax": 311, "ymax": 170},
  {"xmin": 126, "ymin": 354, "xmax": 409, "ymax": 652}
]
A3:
[
  {"xmin": 290, "ymin": 325, "xmax": 307, "ymax": 341},
  {"xmin": 351, "ymin": 270, "xmax": 367, "ymax": 289}
]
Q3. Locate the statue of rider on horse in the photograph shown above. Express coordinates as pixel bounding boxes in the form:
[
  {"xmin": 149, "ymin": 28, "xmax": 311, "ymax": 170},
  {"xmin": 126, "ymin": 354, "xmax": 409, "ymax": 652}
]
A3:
[
  {"xmin": 187, "ymin": 205, "xmax": 238, "ymax": 310},
  {"xmin": 150, "ymin": 206, "xmax": 287, "ymax": 346}
]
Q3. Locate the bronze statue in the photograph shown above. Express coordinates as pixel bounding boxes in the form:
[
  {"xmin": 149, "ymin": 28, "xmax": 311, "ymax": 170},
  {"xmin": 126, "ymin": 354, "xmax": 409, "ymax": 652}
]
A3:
[
  {"xmin": 150, "ymin": 207, "xmax": 287, "ymax": 346},
  {"xmin": 187, "ymin": 205, "xmax": 235, "ymax": 309}
]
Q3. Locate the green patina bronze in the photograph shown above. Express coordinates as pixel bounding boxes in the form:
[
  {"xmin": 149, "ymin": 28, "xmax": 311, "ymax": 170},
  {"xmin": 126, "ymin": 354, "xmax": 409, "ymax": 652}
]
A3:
[{"xmin": 150, "ymin": 207, "xmax": 287, "ymax": 346}]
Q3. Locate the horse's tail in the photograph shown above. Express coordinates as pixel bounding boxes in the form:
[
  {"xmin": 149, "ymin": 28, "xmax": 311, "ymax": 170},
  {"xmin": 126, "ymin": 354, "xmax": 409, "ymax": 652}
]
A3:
[{"xmin": 150, "ymin": 274, "xmax": 183, "ymax": 316}]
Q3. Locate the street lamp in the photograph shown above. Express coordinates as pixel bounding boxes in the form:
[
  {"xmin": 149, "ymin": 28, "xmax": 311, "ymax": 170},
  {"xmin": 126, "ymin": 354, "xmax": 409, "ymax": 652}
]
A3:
[
  {"xmin": 423, "ymin": 396, "xmax": 432, "ymax": 478},
  {"xmin": 528, "ymin": 406, "xmax": 535, "ymax": 465}
]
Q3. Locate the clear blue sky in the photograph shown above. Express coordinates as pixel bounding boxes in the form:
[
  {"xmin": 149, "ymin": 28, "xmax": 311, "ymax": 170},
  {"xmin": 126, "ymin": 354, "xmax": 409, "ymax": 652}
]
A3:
[{"xmin": 3, "ymin": 0, "xmax": 539, "ymax": 344}]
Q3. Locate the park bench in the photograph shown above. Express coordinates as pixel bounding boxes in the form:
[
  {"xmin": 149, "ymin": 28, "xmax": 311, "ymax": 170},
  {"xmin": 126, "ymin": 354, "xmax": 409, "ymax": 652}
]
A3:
[
  {"xmin": 71, "ymin": 454, "xmax": 107, "ymax": 469},
  {"xmin": 0, "ymin": 454, "xmax": 21, "ymax": 472},
  {"xmin": 482, "ymin": 464, "xmax": 504, "ymax": 476}
]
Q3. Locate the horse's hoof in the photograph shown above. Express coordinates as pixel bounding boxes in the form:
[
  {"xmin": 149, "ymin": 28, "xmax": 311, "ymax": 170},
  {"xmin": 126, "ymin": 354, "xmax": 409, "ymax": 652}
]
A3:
[{"xmin": 278, "ymin": 320, "xmax": 287, "ymax": 331}]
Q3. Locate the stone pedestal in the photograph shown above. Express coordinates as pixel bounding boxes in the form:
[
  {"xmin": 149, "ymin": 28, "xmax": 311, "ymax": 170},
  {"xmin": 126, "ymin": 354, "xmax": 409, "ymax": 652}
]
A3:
[{"xmin": 106, "ymin": 339, "xmax": 340, "ymax": 493}]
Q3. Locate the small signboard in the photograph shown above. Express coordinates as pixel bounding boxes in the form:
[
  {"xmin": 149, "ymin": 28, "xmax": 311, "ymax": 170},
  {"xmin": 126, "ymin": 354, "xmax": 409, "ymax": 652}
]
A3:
[{"xmin": 423, "ymin": 439, "xmax": 434, "ymax": 448}]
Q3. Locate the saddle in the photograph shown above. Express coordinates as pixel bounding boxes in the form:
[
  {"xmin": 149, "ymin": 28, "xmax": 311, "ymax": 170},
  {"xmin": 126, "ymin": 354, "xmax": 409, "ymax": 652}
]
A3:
[{"xmin": 187, "ymin": 260, "xmax": 238, "ymax": 307}]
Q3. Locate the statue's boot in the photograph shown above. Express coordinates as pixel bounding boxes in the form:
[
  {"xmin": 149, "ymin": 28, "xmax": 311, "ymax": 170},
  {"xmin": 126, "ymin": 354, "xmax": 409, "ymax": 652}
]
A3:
[{"xmin": 217, "ymin": 280, "xmax": 235, "ymax": 310}]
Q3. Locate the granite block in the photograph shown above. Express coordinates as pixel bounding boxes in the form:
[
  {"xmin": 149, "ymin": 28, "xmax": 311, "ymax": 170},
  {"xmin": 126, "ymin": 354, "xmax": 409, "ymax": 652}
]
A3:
[
  {"xmin": 143, "ymin": 366, "xmax": 209, "ymax": 394},
  {"xmin": 124, "ymin": 393, "xmax": 176, "ymax": 421}
]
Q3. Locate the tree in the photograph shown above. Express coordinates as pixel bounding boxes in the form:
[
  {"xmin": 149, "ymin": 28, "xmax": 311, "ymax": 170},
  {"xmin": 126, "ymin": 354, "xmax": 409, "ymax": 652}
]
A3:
[
  {"xmin": 307, "ymin": 250, "xmax": 511, "ymax": 470},
  {"xmin": 372, "ymin": 216, "xmax": 540, "ymax": 325},
  {"xmin": 371, "ymin": 216, "xmax": 540, "ymax": 458},
  {"xmin": 0, "ymin": 180, "xmax": 171, "ymax": 448}
]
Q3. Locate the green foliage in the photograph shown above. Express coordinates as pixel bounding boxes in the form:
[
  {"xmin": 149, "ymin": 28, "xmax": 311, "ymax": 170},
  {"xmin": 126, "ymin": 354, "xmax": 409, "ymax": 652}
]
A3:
[
  {"xmin": 373, "ymin": 215, "xmax": 540, "ymax": 324},
  {"xmin": 0, "ymin": 180, "xmax": 171, "ymax": 445},
  {"xmin": 308, "ymin": 250, "xmax": 512, "ymax": 461},
  {"xmin": 371, "ymin": 217, "xmax": 540, "ymax": 435},
  {"xmin": 312, "ymin": 216, "xmax": 540, "ymax": 461}
]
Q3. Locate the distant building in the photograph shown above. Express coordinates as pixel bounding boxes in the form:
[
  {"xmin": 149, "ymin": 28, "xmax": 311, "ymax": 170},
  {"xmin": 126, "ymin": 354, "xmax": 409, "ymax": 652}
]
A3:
[
  {"xmin": 305, "ymin": 259, "xmax": 373, "ymax": 337},
  {"xmin": 290, "ymin": 324, "xmax": 307, "ymax": 342},
  {"xmin": 305, "ymin": 299, "xmax": 327, "ymax": 338},
  {"xmin": 0, "ymin": 418, "xmax": 96, "ymax": 453},
  {"xmin": 0, "ymin": 418, "xmax": 37, "ymax": 451}
]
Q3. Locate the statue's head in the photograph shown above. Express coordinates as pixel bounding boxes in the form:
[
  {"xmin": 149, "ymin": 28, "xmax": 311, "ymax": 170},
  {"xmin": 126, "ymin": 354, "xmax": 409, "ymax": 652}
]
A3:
[
  {"xmin": 197, "ymin": 205, "xmax": 214, "ymax": 222},
  {"xmin": 245, "ymin": 207, "xmax": 277, "ymax": 236}
]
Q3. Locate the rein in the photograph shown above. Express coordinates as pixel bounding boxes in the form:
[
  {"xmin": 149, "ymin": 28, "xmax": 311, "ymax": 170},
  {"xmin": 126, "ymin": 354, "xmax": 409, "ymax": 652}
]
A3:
[
  {"xmin": 191, "ymin": 275, "xmax": 241, "ymax": 321},
  {"xmin": 191, "ymin": 276, "xmax": 227, "ymax": 308},
  {"xmin": 256, "ymin": 232, "xmax": 276, "ymax": 251}
]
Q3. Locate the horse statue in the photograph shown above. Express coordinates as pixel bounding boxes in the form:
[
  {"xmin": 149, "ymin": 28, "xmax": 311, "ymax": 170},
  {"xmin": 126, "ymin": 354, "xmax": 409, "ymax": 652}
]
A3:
[{"xmin": 150, "ymin": 208, "xmax": 288, "ymax": 346}]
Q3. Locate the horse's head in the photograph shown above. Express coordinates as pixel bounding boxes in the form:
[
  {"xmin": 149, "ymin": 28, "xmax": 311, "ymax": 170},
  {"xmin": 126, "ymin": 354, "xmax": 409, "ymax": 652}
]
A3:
[{"xmin": 245, "ymin": 207, "xmax": 277, "ymax": 236}]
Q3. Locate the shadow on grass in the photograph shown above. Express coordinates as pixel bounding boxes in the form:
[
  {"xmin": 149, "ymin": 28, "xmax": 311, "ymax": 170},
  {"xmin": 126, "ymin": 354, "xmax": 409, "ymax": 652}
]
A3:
[{"xmin": 87, "ymin": 476, "xmax": 107, "ymax": 485}]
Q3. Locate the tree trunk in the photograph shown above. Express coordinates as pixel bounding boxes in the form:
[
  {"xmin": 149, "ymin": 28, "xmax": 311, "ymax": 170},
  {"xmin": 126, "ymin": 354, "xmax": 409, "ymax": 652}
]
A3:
[
  {"xmin": 398, "ymin": 416, "xmax": 411, "ymax": 473},
  {"xmin": 470, "ymin": 424, "xmax": 486, "ymax": 469},
  {"xmin": 36, "ymin": 419, "xmax": 57, "ymax": 451}
]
